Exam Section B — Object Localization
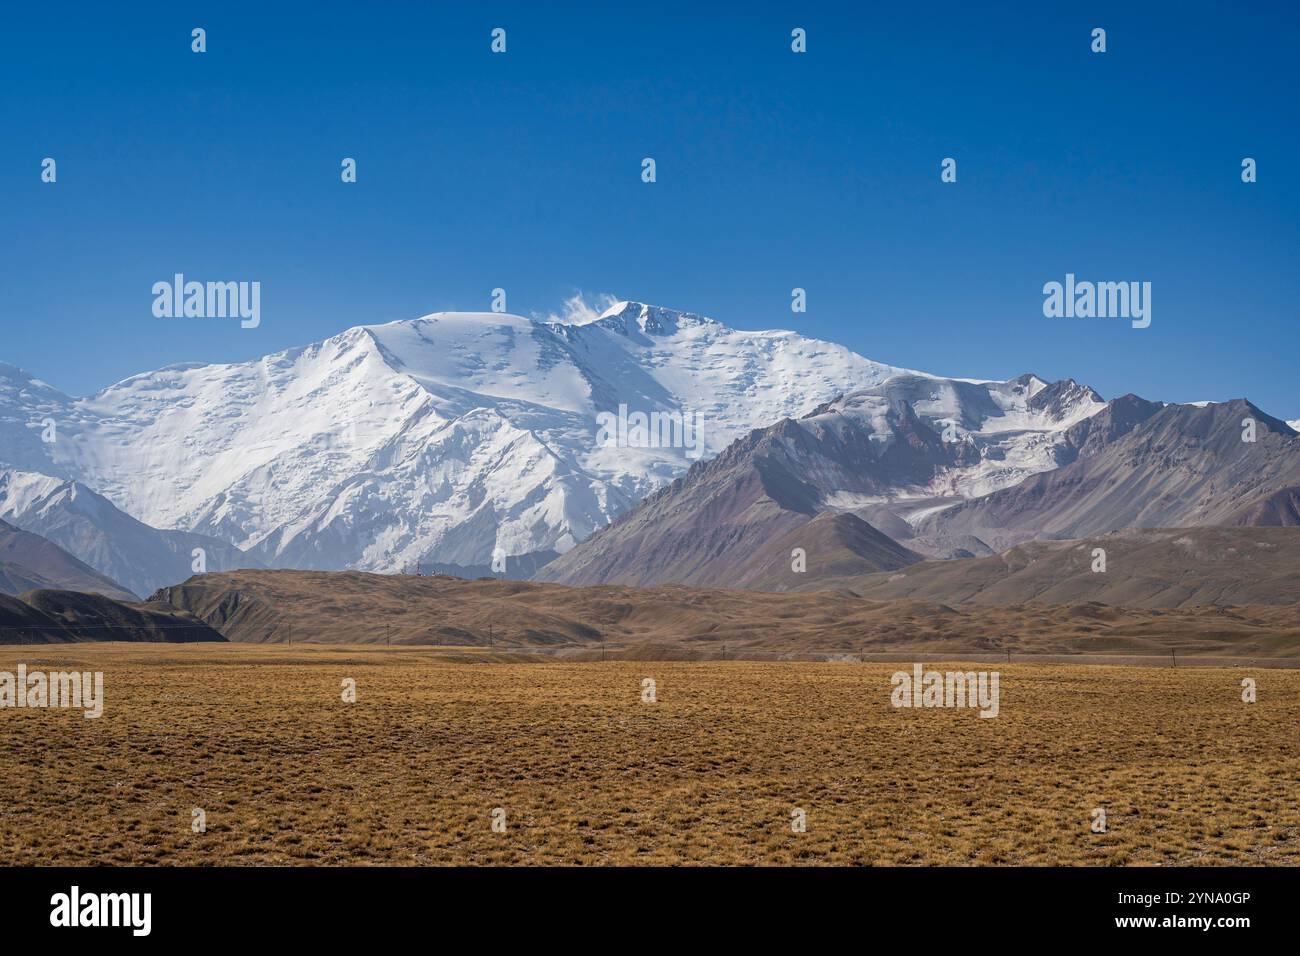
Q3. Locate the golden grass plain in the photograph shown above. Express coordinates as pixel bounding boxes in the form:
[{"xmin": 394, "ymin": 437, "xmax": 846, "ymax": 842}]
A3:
[{"xmin": 1, "ymin": 643, "xmax": 1297, "ymax": 866}]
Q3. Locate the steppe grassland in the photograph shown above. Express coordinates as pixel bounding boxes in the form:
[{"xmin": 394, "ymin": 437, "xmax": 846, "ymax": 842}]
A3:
[{"xmin": 0, "ymin": 644, "xmax": 1296, "ymax": 865}]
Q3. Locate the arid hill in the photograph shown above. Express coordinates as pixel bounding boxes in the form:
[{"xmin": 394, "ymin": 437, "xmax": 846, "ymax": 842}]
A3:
[
  {"xmin": 804, "ymin": 527, "xmax": 1300, "ymax": 608},
  {"xmin": 155, "ymin": 569, "xmax": 1300, "ymax": 659},
  {"xmin": 0, "ymin": 589, "xmax": 227, "ymax": 644}
]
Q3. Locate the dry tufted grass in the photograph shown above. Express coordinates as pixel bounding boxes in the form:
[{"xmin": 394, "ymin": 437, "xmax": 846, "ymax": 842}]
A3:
[{"xmin": 0, "ymin": 643, "xmax": 1296, "ymax": 866}]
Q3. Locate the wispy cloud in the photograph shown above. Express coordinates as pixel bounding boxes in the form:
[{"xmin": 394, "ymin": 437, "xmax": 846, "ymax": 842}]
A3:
[{"xmin": 539, "ymin": 291, "xmax": 621, "ymax": 325}]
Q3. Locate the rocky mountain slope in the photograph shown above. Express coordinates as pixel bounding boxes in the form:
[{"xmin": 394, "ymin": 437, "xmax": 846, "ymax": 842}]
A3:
[
  {"xmin": 0, "ymin": 518, "xmax": 136, "ymax": 601},
  {"xmin": 539, "ymin": 372, "xmax": 1109, "ymax": 585},
  {"xmin": 542, "ymin": 388, "xmax": 1300, "ymax": 588},
  {"xmin": 916, "ymin": 400, "xmax": 1300, "ymax": 551}
]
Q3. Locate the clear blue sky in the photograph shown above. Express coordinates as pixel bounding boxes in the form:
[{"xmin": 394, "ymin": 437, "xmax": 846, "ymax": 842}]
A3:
[{"xmin": 2, "ymin": 1, "xmax": 1297, "ymax": 417}]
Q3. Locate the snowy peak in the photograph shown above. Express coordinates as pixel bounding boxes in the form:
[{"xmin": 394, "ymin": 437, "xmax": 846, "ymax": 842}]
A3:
[
  {"xmin": 589, "ymin": 300, "xmax": 719, "ymax": 337},
  {"xmin": 0, "ymin": 299, "xmax": 925, "ymax": 577},
  {"xmin": 363, "ymin": 311, "xmax": 594, "ymax": 417},
  {"xmin": 1026, "ymin": 377, "xmax": 1104, "ymax": 422},
  {"xmin": 0, "ymin": 471, "xmax": 84, "ymax": 522}
]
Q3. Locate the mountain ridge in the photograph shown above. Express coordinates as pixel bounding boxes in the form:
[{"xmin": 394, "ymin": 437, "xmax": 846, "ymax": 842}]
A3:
[
  {"xmin": 918, "ymin": 399, "xmax": 1300, "ymax": 552},
  {"xmin": 0, "ymin": 301, "xmax": 919, "ymax": 577},
  {"xmin": 0, "ymin": 470, "xmax": 258, "ymax": 597},
  {"xmin": 539, "ymin": 369, "xmax": 1112, "ymax": 586},
  {"xmin": 0, "ymin": 517, "xmax": 136, "ymax": 601},
  {"xmin": 541, "ymin": 392, "xmax": 1300, "ymax": 589},
  {"xmin": 3, "ymin": 300, "xmax": 1295, "ymax": 592}
]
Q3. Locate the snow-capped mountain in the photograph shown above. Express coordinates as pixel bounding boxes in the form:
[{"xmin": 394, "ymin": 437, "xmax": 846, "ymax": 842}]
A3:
[
  {"xmin": 1, "ymin": 301, "xmax": 920, "ymax": 576},
  {"xmin": 913, "ymin": 399, "xmax": 1300, "ymax": 552},
  {"xmin": 807, "ymin": 372, "xmax": 1107, "ymax": 503},
  {"xmin": 538, "ymin": 371, "xmax": 1110, "ymax": 586},
  {"xmin": 543, "ymin": 380, "xmax": 1300, "ymax": 589},
  {"xmin": 0, "ymin": 470, "xmax": 256, "ymax": 598}
]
